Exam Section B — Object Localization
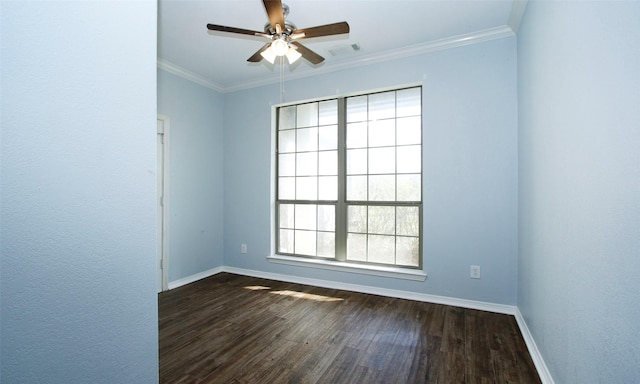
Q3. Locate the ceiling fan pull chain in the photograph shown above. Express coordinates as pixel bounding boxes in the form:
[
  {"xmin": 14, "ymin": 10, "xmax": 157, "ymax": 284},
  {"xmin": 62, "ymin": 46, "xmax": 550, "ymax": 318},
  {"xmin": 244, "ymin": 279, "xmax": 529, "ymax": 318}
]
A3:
[{"xmin": 280, "ymin": 56, "xmax": 285, "ymax": 103}]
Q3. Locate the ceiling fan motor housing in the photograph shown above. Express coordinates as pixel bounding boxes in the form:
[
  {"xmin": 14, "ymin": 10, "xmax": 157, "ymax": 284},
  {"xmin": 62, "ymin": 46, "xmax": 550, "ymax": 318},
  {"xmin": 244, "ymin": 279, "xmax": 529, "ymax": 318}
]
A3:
[
  {"xmin": 264, "ymin": 20, "xmax": 297, "ymax": 36},
  {"xmin": 264, "ymin": 3, "xmax": 296, "ymax": 37}
]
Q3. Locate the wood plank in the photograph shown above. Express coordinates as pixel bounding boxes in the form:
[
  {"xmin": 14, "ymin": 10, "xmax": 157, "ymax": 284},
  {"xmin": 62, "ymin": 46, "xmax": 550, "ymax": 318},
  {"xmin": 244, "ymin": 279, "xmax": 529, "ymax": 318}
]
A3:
[{"xmin": 464, "ymin": 309, "xmax": 495, "ymax": 384}]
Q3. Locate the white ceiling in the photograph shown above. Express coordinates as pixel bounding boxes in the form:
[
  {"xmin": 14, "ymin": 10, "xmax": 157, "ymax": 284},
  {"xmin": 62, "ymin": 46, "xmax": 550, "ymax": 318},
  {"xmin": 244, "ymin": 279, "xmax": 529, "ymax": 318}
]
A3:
[{"xmin": 158, "ymin": 0, "xmax": 526, "ymax": 92}]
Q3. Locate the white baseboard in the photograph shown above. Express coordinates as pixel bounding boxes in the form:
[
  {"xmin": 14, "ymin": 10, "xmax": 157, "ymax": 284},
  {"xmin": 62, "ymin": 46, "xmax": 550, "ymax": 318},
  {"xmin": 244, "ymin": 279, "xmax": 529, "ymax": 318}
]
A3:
[
  {"xmin": 167, "ymin": 266, "xmax": 224, "ymax": 290},
  {"xmin": 167, "ymin": 265, "xmax": 553, "ymax": 384},
  {"xmin": 515, "ymin": 308, "xmax": 555, "ymax": 384},
  {"xmin": 222, "ymin": 266, "xmax": 516, "ymax": 315}
]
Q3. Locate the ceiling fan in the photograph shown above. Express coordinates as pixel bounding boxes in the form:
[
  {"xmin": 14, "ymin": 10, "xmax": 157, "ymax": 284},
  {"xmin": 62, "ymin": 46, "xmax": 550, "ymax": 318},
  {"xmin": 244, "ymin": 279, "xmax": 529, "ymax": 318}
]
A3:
[{"xmin": 206, "ymin": 0, "xmax": 350, "ymax": 65}]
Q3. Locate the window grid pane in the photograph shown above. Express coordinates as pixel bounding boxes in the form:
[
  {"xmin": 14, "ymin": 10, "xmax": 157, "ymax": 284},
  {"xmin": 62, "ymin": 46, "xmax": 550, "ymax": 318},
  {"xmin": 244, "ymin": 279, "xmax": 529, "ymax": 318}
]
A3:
[
  {"xmin": 345, "ymin": 88, "xmax": 422, "ymax": 204},
  {"xmin": 277, "ymin": 203, "xmax": 336, "ymax": 257},
  {"xmin": 345, "ymin": 204, "xmax": 420, "ymax": 267}
]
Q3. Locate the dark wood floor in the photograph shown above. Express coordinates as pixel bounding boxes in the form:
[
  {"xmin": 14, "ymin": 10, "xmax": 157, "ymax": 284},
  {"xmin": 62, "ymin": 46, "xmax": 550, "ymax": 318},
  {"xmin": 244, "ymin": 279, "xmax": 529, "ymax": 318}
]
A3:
[{"xmin": 159, "ymin": 273, "xmax": 541, "ymax": 384}]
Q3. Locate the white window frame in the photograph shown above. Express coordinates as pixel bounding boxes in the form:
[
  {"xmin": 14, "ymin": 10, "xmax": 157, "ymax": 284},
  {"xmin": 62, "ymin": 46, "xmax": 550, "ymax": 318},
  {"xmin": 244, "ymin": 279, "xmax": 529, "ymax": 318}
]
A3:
[{"xmin": 269, "ymin": 84, "xmax": 427, "ymax": 281}]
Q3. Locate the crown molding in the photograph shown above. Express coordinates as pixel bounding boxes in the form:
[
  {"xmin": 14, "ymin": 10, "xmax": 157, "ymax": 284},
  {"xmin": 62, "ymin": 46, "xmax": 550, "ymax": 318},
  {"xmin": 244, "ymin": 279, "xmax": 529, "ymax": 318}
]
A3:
[
  {"xmin": 508, "ymin": 0, "xmax": 529, "ymax": 34},
  {"xmin": 334, "ymin": 25, "xmax": 515, "ymax": 71},
  {"xmin": 158, "ymin": 25, "xmax": 515, "ymax": 93},
  {"xmin": 157, "ymin": 59, "xmax": 225, "ymax": 92},
  {"xmin": 224, "ymin": 25, "xmax": 515, "ymax": 93}
]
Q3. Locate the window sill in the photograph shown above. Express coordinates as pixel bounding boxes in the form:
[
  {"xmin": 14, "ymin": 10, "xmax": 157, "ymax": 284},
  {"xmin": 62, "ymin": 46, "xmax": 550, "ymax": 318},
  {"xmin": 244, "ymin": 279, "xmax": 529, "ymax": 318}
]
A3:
[{"xmin": 267, "ymin": 254, "xmax": 427, "ymax": 281}]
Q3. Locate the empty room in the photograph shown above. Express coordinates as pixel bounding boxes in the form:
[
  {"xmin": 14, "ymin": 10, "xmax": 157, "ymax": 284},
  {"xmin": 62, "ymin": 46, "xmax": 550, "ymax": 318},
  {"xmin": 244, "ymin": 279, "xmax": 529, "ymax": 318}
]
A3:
[{"xmin": 1, "ymin": 1, "xmax": 638, "ymax": 383}]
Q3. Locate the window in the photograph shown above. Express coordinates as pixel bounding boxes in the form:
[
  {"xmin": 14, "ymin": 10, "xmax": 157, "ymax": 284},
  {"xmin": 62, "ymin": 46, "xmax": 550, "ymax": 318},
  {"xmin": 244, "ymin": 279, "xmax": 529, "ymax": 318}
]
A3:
[{"xmin": 276, "ymin": 86, "xmax": 422, "ymax": 269}]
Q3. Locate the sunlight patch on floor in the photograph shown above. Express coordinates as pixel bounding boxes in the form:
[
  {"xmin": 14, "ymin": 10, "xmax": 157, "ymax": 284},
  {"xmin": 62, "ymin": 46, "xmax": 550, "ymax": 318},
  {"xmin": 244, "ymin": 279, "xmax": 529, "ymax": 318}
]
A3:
[
  {"xmin": 269, "ymin": 290, "xmax": 343, "ymax": 302},
  {"xmin": 244, "ymin": 285, "xmax": 343, "ymax": 302},
  {"xmin": 244, "ymin": 285, "xmax": 271, "ymax": 291}
]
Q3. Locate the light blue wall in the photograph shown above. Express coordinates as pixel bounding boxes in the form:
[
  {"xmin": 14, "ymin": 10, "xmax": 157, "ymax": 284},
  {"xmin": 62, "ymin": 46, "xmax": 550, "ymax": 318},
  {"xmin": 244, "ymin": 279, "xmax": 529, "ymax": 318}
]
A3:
[
  {"xmin": 518, "ymin": 1, "xmax": 640, "ymax": 382},
  {"xmin": 0, "ymin": 1, "xmax": 158, "ymax": 383},
  {"xmin": 223, "ymin": 37, "xmax": 519, "ymax": 305},
  {"xmin": 157, "ymin": 69, "xmax": 224, "ymax": 282}
]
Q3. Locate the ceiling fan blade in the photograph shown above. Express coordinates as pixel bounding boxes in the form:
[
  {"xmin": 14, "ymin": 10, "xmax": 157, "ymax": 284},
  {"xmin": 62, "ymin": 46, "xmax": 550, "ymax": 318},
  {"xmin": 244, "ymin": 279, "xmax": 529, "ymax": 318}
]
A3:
[
  {"xmin": 292, "ymin": 22, "xmax": 350, "ymax": 39},
  {"xmin": 290, "ymin": 41, "xmax": 324, "ymax": 65},
  {"xmin": 207, "ymin": 24, "xmax": 265, "ymax": 37},
  {"xmin": 247, "ymin": 43, "xmax": 272, "ymax": 62},
  {"xmin": 263, "ymin": 0, "xmax": 285, "ymax": 31}
]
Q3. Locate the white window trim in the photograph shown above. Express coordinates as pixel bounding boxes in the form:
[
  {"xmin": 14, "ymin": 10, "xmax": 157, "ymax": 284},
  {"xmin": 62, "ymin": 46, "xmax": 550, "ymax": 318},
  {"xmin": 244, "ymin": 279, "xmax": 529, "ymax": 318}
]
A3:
[{"xmin": 267, "ymin": 254, "xmax": 427, "ymax": 281}]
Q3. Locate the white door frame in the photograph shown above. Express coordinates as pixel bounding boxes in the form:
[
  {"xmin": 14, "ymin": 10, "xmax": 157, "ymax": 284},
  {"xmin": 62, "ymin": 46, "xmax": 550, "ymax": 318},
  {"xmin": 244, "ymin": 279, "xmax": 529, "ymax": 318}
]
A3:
[{"xmin": 157, "ymin": 115, "xmax": 170, "ymax": 292}]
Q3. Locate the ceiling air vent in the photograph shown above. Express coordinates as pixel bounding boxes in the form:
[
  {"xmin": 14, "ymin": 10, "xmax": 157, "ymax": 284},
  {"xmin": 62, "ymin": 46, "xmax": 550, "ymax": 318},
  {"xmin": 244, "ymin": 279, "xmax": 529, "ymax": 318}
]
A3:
[{"xmin": 328, "ymin": 43, "xmax": 361, "ymax": 57}]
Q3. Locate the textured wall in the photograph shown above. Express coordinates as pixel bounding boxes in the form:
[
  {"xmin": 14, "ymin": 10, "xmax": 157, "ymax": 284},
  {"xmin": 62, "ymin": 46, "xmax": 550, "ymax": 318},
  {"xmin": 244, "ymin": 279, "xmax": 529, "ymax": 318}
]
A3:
[
  {"xmin": 518, "ymin": 1, "xmax": 640, "ymax": 382},
  {"xmin": 223, "ymin": 37, "xmax": 519, "ymax": 305},
  {"xmin": 0, "ymin": 2, "xmax": 158, "ymax": 382},
  {"xmin": 157, "ymin": 69, "xmax": 225, "ymax": 282}
]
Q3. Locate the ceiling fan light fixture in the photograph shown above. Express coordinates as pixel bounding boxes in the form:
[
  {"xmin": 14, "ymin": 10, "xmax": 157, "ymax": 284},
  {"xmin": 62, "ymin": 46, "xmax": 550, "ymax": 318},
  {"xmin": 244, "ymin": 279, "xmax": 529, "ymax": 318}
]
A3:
[
  {"xmin": 260, "ymin": 47, "xmax": 277, "ymax": 64},
  {"xmin": 271, "ymin": 38, "xmax": 289, "ymax": 56},
  {"xmin": 286, "ymin": 47, "xmax": 302, "ymax": 64}
]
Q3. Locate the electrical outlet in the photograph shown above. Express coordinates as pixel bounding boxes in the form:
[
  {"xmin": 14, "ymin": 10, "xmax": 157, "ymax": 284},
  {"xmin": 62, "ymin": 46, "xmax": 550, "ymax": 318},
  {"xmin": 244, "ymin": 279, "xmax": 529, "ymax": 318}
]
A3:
[
  {"xmin": 470, "ymin": 265, "xmax": 481, "ymax": 279},
  {"xmin": 241, "ymin": 244, "xmax": 247, "ymax": 254}
]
